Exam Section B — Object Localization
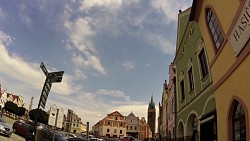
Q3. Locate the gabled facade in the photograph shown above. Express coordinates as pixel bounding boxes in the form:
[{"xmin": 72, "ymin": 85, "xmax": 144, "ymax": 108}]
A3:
[
  {"xmin": 125, "ymin": 111, "xmax": 139, "ymax": 138},
  {"xmin": 158, "ymin": 80, "xmax": 168, "ymax": 141},
  {"xmin": 70, "ymin": 112, "xmax": 86, "ymax": 134},
  {"xmin": 190, "ymin": 0, "xmax": 250, "ymax": 140},
  {"xmin": 139, "ymin": 117, "xmax": 152, "ymax": 139},
  {"xmin": 93, "ymin": 111, "xmax": 127, "ymax": 138},
  {"xmin": 0, "ymin": 85, "xmax": 25, "ymax": 109},
  {"xmin": 167, "ymin": 64, "xmax": 176, "ymax": 141},
  {"xmin": 173, "ymin": 8, "xmax": 216, "ymax": 141}
]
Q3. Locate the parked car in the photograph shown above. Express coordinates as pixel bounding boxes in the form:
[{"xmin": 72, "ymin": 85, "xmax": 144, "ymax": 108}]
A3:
[
  {"xmin": 12, "ymin": 120, "xmax": 32, "ymax": 140},
  {"xmin": 0, "ymin": 116, "xmax": 12, "ymax": 137},
  {"xmin": 90, "ymin": 138, "xmax": 103, "ymax": 141},
  {"xmin": 67, "ymin": 136, "xmax": 88, "ymax": 141},
  {"xmin": 42, "ymin": 129, "xmax": 67, "ymax": 141}
]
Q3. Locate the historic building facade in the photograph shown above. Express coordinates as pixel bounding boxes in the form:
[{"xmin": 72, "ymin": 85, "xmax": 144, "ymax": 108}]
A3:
[
  {"xmin": 139, "ymin": 117, "xmax": 152, "ymax": 139},
  {"xmin": 125, "ymin": 112, "xmax": 139, "ymax": 138},
  {"xmin": 148, "ymin": 96, "xmax": 156, "ymax": 138},
  {"xmin": 190, "ymin": 0, "xmax": 250, "ymax": 140},
  {"xmin": 167, "ymin": 64, "xmax": 176, "ymax": 141},
  {"xmin": 173, "ymin": 8, "xmax": 216, "ymax": 141},
  {"xmin": 92, "ymin": 111, "xmax": 127, "ymax": 138},
  {"xmin": 0, "ymin": 85, "xmax": 25, "ymax": 109},
  {"xmin": 158, "ymin": 80, "xmax": 168, "ymax": 141},
  {"xmin": 70, "ymin": 112, "xmax": 86, "ymax": 134}
]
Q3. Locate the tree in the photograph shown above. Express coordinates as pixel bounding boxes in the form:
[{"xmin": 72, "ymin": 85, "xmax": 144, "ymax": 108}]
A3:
[
  {"xmin": 4, "ymin": 101, "xmax": 18, "ymax": 115},
  {"xmin": 17, "ymin": 107, "xmax": 26, "ymax": 117},
  {"xmin": 29, "ymin": 108, "xmax": 49, "ymax": 124}
]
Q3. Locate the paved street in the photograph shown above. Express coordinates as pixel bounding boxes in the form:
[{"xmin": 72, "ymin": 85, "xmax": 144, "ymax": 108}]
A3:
[{"xmin": 0, "ymin": 115, "xmax": 25, "ymax": 141}]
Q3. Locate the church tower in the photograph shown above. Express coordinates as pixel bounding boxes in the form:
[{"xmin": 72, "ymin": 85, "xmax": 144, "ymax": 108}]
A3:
[{"xmin": 147, "ymin": 95, "xmax": 156, "ymax": 138}]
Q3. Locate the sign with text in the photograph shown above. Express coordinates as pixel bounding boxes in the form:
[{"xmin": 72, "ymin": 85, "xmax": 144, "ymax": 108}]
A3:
[
  {"xmin": 229, "ymin": 0, "xmax": 250, "ymax": 56},
  {"xmin": 48, "ymin": 105, "xmax": 57, "ymax": 126}
]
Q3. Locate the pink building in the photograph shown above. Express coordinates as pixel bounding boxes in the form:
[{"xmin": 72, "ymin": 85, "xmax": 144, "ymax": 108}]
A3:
[{"xmin": 167, "ymin": 64, "xmax": 176, "ymax": 140}]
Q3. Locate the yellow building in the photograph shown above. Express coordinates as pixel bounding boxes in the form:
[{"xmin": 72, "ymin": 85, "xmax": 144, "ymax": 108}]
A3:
[
  {"xmin": 190, "ymin": 0, "xmax": 250, "ymax": 140},
  {"xmin": 70, "ymin": 112, "xmax": 86, "ymax": 134}
]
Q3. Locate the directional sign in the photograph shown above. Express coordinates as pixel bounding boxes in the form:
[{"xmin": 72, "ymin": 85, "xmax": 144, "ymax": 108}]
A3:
[
  {"xmin": 39, "ymin": 80, "xmax": 52, "ymax": 109},
  {"xmin": 40, "ymin": 62, "xmax": 48, "ymax": 76},
  {"xmin": 48, "ymin": 71, "xmax": 64, "ymax": 78},
  {"xmin": 48, "ymin": 105, "xmax": 57, "ymax": 126}
]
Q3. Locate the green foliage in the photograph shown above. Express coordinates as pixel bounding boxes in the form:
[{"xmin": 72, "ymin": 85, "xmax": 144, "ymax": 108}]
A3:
[
  {"xmin": 29, "ymin": 108, "xmax": 49, "ymax": 124},
  {"xmin": 4, "ymin": 101, "xmax": 18, "ymax": 114},
  {"xmin": 17, "ymin": 107, "xmax": 26, "ymax": 116}
]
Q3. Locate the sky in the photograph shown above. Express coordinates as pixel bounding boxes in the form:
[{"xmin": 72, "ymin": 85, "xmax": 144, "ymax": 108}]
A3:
[{"xmin": 0, "ymin": 0, "xmax": 192, "ymax": 129}]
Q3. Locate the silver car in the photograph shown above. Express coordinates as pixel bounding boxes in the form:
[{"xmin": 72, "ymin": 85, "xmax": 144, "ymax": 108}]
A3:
[{"xmin": 0, "ymin": 116, "xmax": 12, "ymax": 137}]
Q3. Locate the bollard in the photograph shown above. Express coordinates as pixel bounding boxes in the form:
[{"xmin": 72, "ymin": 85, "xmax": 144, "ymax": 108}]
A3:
[{"xmin": 35, "ymin": 125, "xmax": 44, "ymax": 141}]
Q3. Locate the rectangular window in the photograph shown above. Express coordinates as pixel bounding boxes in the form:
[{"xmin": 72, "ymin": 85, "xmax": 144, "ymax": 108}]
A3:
[
  {"xmin": 188, "ymin": 67, "xmax": 194, "ymax": 91},
  {"xmin": 120, "ymin": 123, "xmax": 123, "ymax": 127},
  {"xmin": 130, "ymin": 126, "xmax": 132, "ymax": 130},
  {"xmin": 135, "ymin": 126, "xmax": 137, "ymax": 130},
  {"xmin": 107, "ymin": 129, "xmax": 110, "ymax": 132},
  {"xmin": 114, "ymin": 129, "xmax": 117, "ymax": 133},
  {"xmin": 120, "ymin": 130, "xmax": 122, "ymax": 134},
  {"xmin": 180, "ymin": 80, "xmax": 185, "ymax": 101},
  {"xmin": 108, "ymin": 122, "xmax": 111, "ymax": 126},
  {"xmin": 199, "ymin": 49, "xmax": 209, "ymax": 78}
]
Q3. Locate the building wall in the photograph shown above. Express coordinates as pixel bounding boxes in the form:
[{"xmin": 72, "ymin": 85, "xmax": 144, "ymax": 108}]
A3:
[
  {"xmin": 167, "ymin": 64, "xmax": 176, "ymax": 140},
  {"xmin": 174, "ymin": 7, "xmax": 216, "ymax": 141},
  {"xmin": 193, "ymin": 0, "xmax": 250, "ymax": 140},
  {"xmin": 158, "ymin": 80, "xmax": 168, "ymax": 141},
  {"xmin": 95, "ymin": 111, "xmax": 127, "ymax": 138},
  {"xmin": 139, "ymin": 117, "xmax": 151, "ymax": 139},
  {"xmin": 125, "ymin": 112, "xmax": 139, "ymax": 138}
]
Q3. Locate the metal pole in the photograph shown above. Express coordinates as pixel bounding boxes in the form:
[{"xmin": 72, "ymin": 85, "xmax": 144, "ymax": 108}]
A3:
[
  {"xmin": 53, "ymin": 109, "xmax": 59, "ymax": 141},
  {"xmin": 32, "ymin": 103, "xmax": 40, "ymax": 141},
  {"xmin": 86, "ymin": 122, "xmax": 89, "ymax": 140}
]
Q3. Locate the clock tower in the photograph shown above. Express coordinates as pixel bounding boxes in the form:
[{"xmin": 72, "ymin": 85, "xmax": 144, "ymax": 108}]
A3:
[{"xmin": 147, "ymin": 95, "xmax": 156, "ymax": 138}]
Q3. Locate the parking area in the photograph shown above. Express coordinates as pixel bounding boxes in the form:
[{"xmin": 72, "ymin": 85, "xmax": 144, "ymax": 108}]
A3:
[{"xmin": 0, "ymin": 115, "xmax": 25, "ymax": 141}]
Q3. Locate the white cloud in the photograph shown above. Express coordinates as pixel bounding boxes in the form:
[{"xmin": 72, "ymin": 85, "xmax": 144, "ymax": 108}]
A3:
[
  {"xmin": 0, "ymin": 8, "xmax": 6, "ymax": 21},
  {"xmin": 0, "ymin": 31, "xmax": 75, "ymax": 95},
  {"xmin": 79, "ymin": 0, "xmax": 122, "ymax": 11},
  {"xmin": 63, "ymin": 16, "xmax": 106, "ymax": 77},
  {"xmin": 151, "ymin": 0, "xmax": 191, "ymax": 23},
  {"xmin": 96, "ymin": 89, "xmax": 130, "ymax": 100},
  {"xmin": 122, "ymin": 61, "xmax": 135, "ymax": 70},
  {"xmin": 144, "ymin": 32, "xmax": 175, "ymax": 54},
  {"xmin": 19, "ymin": 4, "xmax": 32, "ymax": 29},
  {"xmin": 44, "ymin": 89, "xmax": 154, "ymax": 128},
  {"xmin": 0, "ymin": 31, "xmax": 14, "ymax": 46}
]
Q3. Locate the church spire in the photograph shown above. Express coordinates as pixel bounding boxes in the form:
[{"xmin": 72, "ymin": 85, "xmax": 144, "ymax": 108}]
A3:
[{"xmin": 148, "ymin": 95, "xmax": 155, "ymax": 110}]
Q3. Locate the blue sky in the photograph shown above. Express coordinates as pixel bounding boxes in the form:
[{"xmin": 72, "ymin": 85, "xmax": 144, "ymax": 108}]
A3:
[{"xmin": 0, "ymin": 0, "xmax": 191, "ymax": 128}]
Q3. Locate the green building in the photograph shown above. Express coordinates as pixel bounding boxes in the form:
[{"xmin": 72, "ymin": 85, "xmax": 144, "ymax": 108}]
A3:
[{"xmin": 173, "ymin": 8, "xmax": 217, "ymax": 141}]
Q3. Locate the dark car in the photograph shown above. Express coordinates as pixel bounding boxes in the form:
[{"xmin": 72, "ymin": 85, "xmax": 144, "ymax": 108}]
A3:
[
  {"xmin": 0, "ymin": 116, "xmax": 12, "ymax": 137},
  {"xmin": 42, "ymin": 129, "xmax": 67, "ymax": 141},
  {"xmin": 12, "ymin": 120, "xmax": 32, "ymax": 140},
  {"xmin": 67, "ymin": 137, "xmax": 88, "ymax": 141}
]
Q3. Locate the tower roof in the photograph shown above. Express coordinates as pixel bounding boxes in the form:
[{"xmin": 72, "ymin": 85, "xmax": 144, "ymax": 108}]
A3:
[{"xmin": 148, "ymin": 95, "xmax": 155, "ymax": 110}]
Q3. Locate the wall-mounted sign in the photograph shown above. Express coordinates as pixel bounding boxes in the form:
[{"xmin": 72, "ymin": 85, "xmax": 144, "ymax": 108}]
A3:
[{"xmin": 228, "ymin": 0, "xmax": 250, "ymax": 56}]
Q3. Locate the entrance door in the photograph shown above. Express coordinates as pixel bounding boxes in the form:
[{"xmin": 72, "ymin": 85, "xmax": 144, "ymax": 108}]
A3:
[{"xmin": 200, "ymin": 120, "xmax": 217, "ymax": 141}]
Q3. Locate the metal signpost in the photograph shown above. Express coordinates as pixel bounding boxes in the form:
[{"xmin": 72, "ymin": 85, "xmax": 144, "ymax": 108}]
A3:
[{"xmin": 32, "ymin": 62, "xmax": 64, "ymax": 141}]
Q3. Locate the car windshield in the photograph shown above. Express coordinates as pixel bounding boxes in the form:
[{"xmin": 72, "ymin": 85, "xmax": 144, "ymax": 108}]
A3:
[{"xmin": 0, "ymin": 116, "xmax": 5, "ymax": 122}]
